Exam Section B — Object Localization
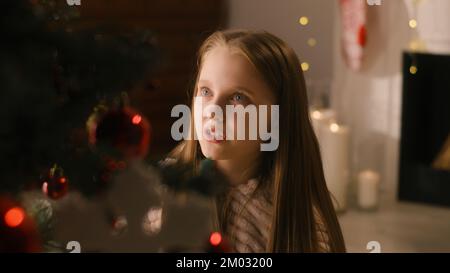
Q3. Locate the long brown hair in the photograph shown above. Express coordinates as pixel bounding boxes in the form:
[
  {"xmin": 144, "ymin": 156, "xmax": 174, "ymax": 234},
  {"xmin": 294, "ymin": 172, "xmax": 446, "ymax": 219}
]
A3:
[{"xmin": 170, "ymin": 30, "xmax": 345, "ymax": 252}]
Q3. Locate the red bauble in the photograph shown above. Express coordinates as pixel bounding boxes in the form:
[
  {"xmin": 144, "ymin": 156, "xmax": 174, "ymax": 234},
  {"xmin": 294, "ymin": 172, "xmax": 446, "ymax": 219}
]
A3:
[
  {"xmin": 0, "ymin": 196, "xmax": 42, "ymax": 252},
  {"xmin": 87, "ymin": 106, "xmax": 151, "ymax": 160},
  {"xmin": 42, "ymin": 165, "xmax": 69, "ymax": 200}
]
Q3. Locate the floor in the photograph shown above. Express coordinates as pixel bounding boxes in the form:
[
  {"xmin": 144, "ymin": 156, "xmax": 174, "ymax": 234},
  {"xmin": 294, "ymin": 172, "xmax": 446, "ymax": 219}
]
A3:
[{"xmin": 338, "ymin": 200, "xmax": 450, "ymax": 253}]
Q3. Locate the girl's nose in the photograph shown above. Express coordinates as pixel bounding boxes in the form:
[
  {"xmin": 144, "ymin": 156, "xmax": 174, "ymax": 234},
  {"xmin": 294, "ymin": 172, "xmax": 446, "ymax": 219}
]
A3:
[
  {"xmin": 209, "ymin": 94, "xmax": 228, "ymax": 110},
  {"xmin": 204, "ymin": 107, "xmax": 224, "ymax": 125},
  {"xmin": 204, "ymin": 97, "xmax": 227, "ymax": 119}
]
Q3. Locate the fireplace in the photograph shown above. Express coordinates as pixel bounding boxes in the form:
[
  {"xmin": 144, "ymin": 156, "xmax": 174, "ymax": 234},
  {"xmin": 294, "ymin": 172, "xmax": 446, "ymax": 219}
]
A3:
[{"xmin": 398, "ymin": 52, "xmax": 450, "ymax": 207}]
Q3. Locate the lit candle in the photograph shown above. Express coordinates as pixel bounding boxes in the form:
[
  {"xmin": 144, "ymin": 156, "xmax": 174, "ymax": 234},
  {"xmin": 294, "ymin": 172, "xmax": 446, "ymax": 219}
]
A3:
[
  {"xmin": 320, "ymin": 122, "xmax": 350, "ymax": 212},
  {"xmin": 357, "ymin": 170, "xmax": 380, "ymax": 210}
]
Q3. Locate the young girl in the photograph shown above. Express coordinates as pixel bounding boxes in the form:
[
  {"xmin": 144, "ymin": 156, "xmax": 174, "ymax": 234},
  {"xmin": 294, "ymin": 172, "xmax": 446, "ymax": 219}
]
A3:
[{"xmin": 170, "ymin": 30, "xmax": 346, "ymax": 253}]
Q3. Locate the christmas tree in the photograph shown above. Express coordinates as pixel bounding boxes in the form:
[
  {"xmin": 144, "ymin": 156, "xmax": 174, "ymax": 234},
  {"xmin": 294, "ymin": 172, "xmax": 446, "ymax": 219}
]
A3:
[{"xmin": 0, "ymin": 0, "xmax": 228, "ymax": 253}]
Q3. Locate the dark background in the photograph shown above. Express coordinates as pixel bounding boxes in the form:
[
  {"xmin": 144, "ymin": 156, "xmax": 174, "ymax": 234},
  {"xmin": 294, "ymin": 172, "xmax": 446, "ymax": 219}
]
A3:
[{"xmin": 399, "ymin": 52, "xmax": 450, "ymax": 207}]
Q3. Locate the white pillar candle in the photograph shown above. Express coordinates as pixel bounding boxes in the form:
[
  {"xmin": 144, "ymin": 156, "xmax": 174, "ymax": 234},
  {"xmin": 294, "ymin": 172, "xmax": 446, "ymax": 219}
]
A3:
[
  {"xmin": 357, "ymin": 170, "xmax": 380, "ymax": 210},
  {"xmin": 320, "ymin": 122, "xmax": 350, "ymax": 212}
]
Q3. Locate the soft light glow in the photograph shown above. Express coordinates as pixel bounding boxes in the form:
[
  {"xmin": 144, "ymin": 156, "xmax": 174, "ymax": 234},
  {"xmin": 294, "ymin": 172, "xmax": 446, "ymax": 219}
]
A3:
[
  {"xmin": 301, "ymin": 62, "xmax": 310, "ymax": 72},
  {"xmin": 132, "ymin": 114, "xmax": 142, "ymax": 125},
  {"xmin": 409, "ymin": 40, "xmax": 419, "ymax": 51},
  {"xmin": 60, "ymin": 177, "xmax": 67, "ymax": 184},
  {"xmin": 111, "ymin": 215, "xmax": 128, "ymax": 236},
  {"xmin": 299, "ymin": 16, "xmax": 309, "ymax": 26},
  {"xmin": 330, "ymin": 123, "xmax": 340, "ymax": 132},
  {"xmin": 409, "ymin": 65, "xmax": 418, "ymax": 75},
  {"xmin": 142, "ymin": 207, "xmax": 163, "ymax": 235},
  {"xmin": 307, "ymin": 38, "xmax": 317, "ymax": 47},
  {"xmin": 42, "ymin": 182, "xmax": 48, "ymax": 194},
  {"xmin": 209, "ymin": 232, "xmax": 222, "ymax": 246},
  {"xmin": 409, "ymin": 19, "xmax": 417, "ymax": 29},
  {"xmin": 4, "ymin": 207, "xmax": 25, "ymax": 228},
  {"xmin": 311, "ymin": 110, "xmax": 322, "ymax": 119}
]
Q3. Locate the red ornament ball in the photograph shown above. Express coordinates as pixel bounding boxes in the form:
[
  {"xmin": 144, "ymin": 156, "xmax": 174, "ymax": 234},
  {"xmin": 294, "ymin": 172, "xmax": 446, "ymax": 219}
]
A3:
[
  {"xmin": 42, "ymin": 165, "xmax": 69, "ymax": 200},
  {"xmin": 87, "ymin": 106, "xmax": 151, "ymax": 160}
]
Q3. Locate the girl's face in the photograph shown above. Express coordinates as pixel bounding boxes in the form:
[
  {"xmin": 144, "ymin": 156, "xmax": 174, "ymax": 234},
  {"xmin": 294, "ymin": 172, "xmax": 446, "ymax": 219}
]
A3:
[{"xmin": 195, "ymin": 45, "xmax": 276, "ymax": 162}]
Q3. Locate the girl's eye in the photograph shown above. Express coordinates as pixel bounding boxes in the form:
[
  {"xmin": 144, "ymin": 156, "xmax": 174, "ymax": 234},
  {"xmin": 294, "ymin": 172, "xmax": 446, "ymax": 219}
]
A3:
[
  {"xmin": 199, "ymin": 87, "xmax": 211, "ymax": 97},
  {"xmin": 231, "ymin": 92, "xmax": 246, "ymax": 103}
]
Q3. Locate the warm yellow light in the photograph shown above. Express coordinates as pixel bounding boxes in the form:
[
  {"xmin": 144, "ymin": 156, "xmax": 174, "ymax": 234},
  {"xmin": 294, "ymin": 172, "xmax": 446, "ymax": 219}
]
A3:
[
  {"xmin": 409, "ymin": 40, "xmax": 419, "ymax": 51},
  {"xmin": 409, "ymin": 65, "xmax": 418, "ymax": 75},
  {"xmin": 301, "ymin": 62, "xmax": 310, "ymax": 72},
  {"xmin": 330, "ymin": 123, "xmax": 340, "ymax": 132},
  {"xmin": 312, "ymin": 110, "xmax": 322, "ymax": 119},
  {"xmin": 307, "ymin": 38, "xmax": 317, "ymax": 47},
  {"xmin": 409, "ymin": 19, "xmax": 417, "ymax": 29},
  {"xmin": 299, "ymin": 16, "xmax": 309, "ymax": 26},
  {"xmin": 409, "ymin": 39, "xmax": 426, "ymax": 51}
]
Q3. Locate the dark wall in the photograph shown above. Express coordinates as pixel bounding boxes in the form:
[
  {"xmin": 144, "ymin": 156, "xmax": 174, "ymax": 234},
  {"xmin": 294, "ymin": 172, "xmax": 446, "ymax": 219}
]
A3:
[{"xmin": 67, "ymin": 0, "xmax": 227, "ymax": 157}]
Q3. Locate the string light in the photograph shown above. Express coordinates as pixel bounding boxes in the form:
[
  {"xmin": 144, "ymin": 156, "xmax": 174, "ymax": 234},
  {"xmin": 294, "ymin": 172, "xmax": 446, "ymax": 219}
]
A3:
[
  {"xmin": 4, "ymin": 207, "xmax": 25, "ymax": 228},
  {"xmin": 298, "ymin": 16, "xmax": 309, "ymax": 26},
  {"xmin": 209, "ymin": 232, "xmax": 222, "ymax": 246},
  {"xmin": 406, "ymin": 1, "xmax": 421, "ymax": 70},
  {"xmin": 301, "ymin": 62, "xmax": 310, "ymax": 72},
  {"xmin": 298, "ymin": 14, "xmax": 313, "ymax": 73},
  {"xmin": 409, "ymin": 40, "xmax": 419, "ymax": 51},
  {"xmin": 132, "ymin": 114, "xmax": 142, "ymax": 125},
  {"xmin": 307, "ymin": 38, "xmax": 317, "ymax": 47},
  {"xmin": 409, "ymin": 19, "xmax": 417, "ymax": 29}
]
